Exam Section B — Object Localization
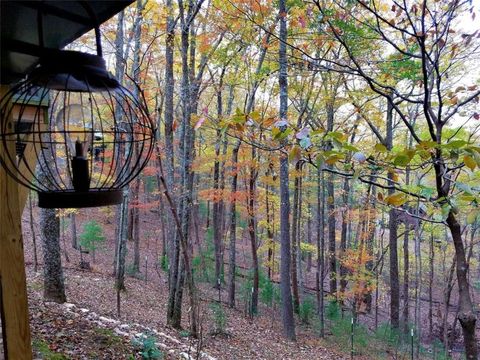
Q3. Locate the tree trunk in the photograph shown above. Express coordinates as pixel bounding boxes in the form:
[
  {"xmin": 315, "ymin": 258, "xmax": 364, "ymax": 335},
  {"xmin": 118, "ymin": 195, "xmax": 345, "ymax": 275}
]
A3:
[
  {"xmin": 70, "ymin": 213, "xmax": 78, "ymax": 250},
  {"xmin": 279, "ymin": 0, "xmax": 295, "ymax": 340},
  {"xmin": 132, "ymin": 176, "xmax": 141, "ymax": 273},
  {"xmin": 247, "ymin": 146, "xmax": 259, "ymax": 314},
  {"xmin": 306, "ymin": 202, "xmax": 312, "ymax": 273},
  {"xmin": 402, "ymin": 166, "xmax": 410, "ymax": 332},
  {"xmin": 297, "ymin": 171, "xmax": 304, "ymax": 298},
  {"xmin": 130, "ymin": 0, "xmax": 144, "ymax": 275},
  {"xmin": 429, "ymin": 232, "xmax": 434, "ymax": 337},
  {"xmin": 402, "ymin": 227, "xmax": 410, "ymax": 332},
  {"xmin": 386, "ymin": 99, "xmax": 400, "ymax": 329},
  {"xmin": 115, "ymin": 188, "xmax": 129, "ymax": 316},
  {"xmin": 413, "ymin": 210, "xmax": 422, "ymax": 350},
  {"xmin": 326, "ymin": 102, "xmax": 337, "ymax": 297},
  {"xmin": 167, "ymin": 0, "xmax": 201, "ymax": 336},
  {"xmin": 29, "ymin": 191, "xmax": 39, "ymax": 272},
  {"xmin": 227, "ymin": 142, "xmax": 240, "ymax": 308},
  {"xmin": 38, "ymin": 128, "xmax": 65, "ymax": 303},
  {"xmin": 266, "ymin": 168, "xmax": 275, "ymax": 280},
  {"xmin": 291, "ymin": 162, "xmax": 301, "ymax": 313},
  {"xmin": 339, "ymin": 177, "xmax": 349, "ymax": 303},
  {"xmin": 41, "ymin": 207, "xmax": 66, "ymax": 303},
  {"xmin": 446, "ymin": 212, "xmax": 477, "ymax": 359},
  {"xmin": 316, "ymin": 166, "xmax": 325, "ymax": 337},
  {"xmin": 164, "ymin": 0, "xmax": 176, "ymax": 273},
  {"xmin": 113, "ymin": 9, "xmax": 126, "ymax": 275},
  {"xmin": 213, "ymin": 129, "xmax": 222, "ymax": 285}
]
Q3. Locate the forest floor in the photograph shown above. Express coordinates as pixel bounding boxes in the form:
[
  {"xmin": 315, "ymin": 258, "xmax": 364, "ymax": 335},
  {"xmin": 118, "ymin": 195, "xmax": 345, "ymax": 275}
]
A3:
[
  {"xmin": 22, "ymin": 206, "xmax": 365, "ymax": 360},
  {"xmin": 20, "ymin": 203, "xmax": 472, "ymax": 359},
  {"xmin": 26, "ymin": 266, "xmax": 357, "ymax": 360}
]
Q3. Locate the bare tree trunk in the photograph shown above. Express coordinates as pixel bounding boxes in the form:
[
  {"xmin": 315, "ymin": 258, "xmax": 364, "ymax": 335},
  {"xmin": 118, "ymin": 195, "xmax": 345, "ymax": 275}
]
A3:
[
  {"xmin": 167, "ymin": 0, "xmax": 203, "ymax": 336},
  {"xmin": 442, "ymin": 253, "xmax": 455, "ymax": 352},
  {"xmin": 279, "ymin": 0, "xmax": 295, "ymax": 340},
  {"xmin": 402, "ymin": 168, "xmax": 410, "ymax": 333},
  {"xmin": 386, "ymin": 99, "xmax": 400, "ymax": 329},
  {"xmin": 29, "ymin": 191, "xmax": 39, "ymax": 272},
  {"xmin": 247, "ymin": 146, "xmax": 259, "ymax": 314},
  {"xmin": 130, "ymin": 0, "xmax": 144, "ymax": 275},
  {"xmin": 316, "ymin": 167, "xmax": 325, "ymax": 337},
  {"xmin": 266, "ymin": 169, "xmax": 275, "ymax": 280},
  {"xmin": 306, "ymin": 202, "xmax": 312, "ymax": 273},
  {"xmin": 70, "ymin": 213, "xmax": 78, "ymax": 250},
  {"xmin": 115, "ymin": 188, "xmax": 129, "ymax": 316},
  {"xmin": 297, "ymin": 170, "xmax": 304, "ymax": 298},
  {"xmin": 212, "ymin": 129, "xmax": 222, "ymax": 285},
  {"xmin": 227, "ymin": 143, "xmax": 239, "ymax": 308},
  {"xmin": 446, "ymin": 212, "xmax": 477, "ymax": 359},
  {"xmin": 291, "ymin": 162, "xmax": 301, "ymax": 313},
  {"xmin": 375, "ymin": 214, "xmax": 386, "ymax": 329},
  {"xmin": 38, "ymin": 126, "xmax": 65, "ymax": 303},
  {"xmin": 414, "ymin": 213, "xmax": 422, "ymax": 350},
  {"xmin": 132, "ymin": 176, "xmax": 141, "ymax": 273},
  {"xmin": 326, "ymin": 102, "xmax": 337, "ymax": 297},
  {"xmin": 41, "ymin": 206, "xmax": 66, "ymax": 303},
  {"xmin": 429, "ymin": 232, "xmax": 434, "ymax": 337},
  {"xmin": 113, "ymin": 9, "xmax": 127, "ymax": 275},
  {"xmin": 164, "ymin": 0, "xmax": 176, "ymax": 273},
  {"xmin": 402, "ymin": 227, "xmax": 410, "ymax": 332},
  {"xmin": 339, "ymin": 177, "xmax": 348, "ymax": 304}
]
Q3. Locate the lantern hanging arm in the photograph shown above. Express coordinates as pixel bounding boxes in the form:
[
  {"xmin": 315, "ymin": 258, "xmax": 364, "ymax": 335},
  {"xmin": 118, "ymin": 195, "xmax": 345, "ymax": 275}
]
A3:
[
  {"xmin": 31, "ymin": 2, "xmax": 119, "ymax": 92},
  {"xmin": 0, "ymin": 1, "xmax": 156, "ymax": 209}
]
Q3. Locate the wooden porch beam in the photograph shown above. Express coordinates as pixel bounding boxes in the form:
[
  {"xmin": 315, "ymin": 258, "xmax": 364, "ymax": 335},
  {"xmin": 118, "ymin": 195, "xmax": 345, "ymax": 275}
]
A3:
[{"xmin": 0, "ymin": 85, "xmax": 33, "ymax": 359}]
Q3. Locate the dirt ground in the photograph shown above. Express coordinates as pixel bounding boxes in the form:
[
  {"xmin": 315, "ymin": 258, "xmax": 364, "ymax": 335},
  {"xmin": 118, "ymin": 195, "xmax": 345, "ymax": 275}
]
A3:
[{"xmin": 21, "ymin": 204, "xmax": 359, "ymax": 360}]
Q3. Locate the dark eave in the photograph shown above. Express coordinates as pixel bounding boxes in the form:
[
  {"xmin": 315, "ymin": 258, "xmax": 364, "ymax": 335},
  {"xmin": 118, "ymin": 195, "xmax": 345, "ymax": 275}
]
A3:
[{"xmin": 1, "ymin": 0, "xmax": 134, "ymax": 85}]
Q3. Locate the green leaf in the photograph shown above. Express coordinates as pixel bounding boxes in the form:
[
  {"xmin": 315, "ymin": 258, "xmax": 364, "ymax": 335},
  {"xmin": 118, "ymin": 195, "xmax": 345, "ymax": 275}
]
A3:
[
  {"xmin": 352, "ymin": 168, "xmax": 361, "ymax": 182},
  {"xmin": 419, "ymin": 187, "xmax": 435, "ymax": 200},
  {"xmin": 441, "ymin": 203, "xmax": 451, "ymax": 219},
  {"xmin": 467, "ymin": 210, "xmax": 479, "ymax": 225},
  {"xmin": 445, "ymin": 140, "xmax": 468, "ymax": 149},
  {"xmin": 316, "ymin": 154, "xmax": 325, "ymax": 169},
  {"xmin": 328, "ymin": 131, "xmax": 346, "ymax": 140},
  {"xmin": 249, "ymin": 111, "xmax": 261, "ymax": 122},
  {"xmin": 277, "ymin": 128, "xmax": 292, "ymax": 140},
  {"xmin": 299, "ymin": 138, "xmax": 312, "ymax": 149},
  {"xmin": 393, "ymin": 154, "xmax": 411, "ymax": 166},
  {"xmin": 374, "ymin": 143, "xmax": 387, "ymax": 153},
  {"xmin": 456, "ymin": 182, "xmax": 473, "ymax": 195},
  {"xmin": 343, "ymin": 144, "xmax": 359, "ymax": 152}
]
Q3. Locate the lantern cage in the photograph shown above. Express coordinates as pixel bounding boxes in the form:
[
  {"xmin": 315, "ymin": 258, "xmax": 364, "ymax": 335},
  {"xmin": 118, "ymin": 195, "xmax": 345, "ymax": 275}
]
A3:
[{"xmin": 0, "ymin": 26, "xmax": 155, "ymax": 208}]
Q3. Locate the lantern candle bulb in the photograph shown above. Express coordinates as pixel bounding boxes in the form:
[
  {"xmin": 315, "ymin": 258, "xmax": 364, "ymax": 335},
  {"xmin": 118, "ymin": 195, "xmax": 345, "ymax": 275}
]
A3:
[{"xmin": 71, "ymin": 139, "xmax": 90, "ymax": 191}]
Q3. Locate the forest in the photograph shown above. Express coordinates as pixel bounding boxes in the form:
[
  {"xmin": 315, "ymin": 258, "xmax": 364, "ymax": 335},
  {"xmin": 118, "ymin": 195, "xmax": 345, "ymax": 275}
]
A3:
[{"xmin": 3, "ymin": 0, "xmax": 480, "ymax": 359}]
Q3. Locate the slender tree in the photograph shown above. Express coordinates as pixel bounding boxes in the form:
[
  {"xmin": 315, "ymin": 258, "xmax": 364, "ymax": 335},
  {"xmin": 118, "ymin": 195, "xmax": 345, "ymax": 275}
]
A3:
[{"xmin": 278, "ymin": 0, "xmax": 296, "ymax": 340}]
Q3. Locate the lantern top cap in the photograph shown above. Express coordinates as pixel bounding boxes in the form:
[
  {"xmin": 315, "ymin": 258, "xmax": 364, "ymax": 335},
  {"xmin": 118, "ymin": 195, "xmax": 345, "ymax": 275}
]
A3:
[{"xmin": 29, "ymin": 49, "xmax": 120, "ymax": 92}]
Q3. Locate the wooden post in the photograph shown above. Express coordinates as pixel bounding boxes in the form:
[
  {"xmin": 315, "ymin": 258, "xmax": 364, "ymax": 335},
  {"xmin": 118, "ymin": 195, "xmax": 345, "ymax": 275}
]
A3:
[{"xmin": 0, "ymin": 85, "xmax": 33, "ymax": 359}]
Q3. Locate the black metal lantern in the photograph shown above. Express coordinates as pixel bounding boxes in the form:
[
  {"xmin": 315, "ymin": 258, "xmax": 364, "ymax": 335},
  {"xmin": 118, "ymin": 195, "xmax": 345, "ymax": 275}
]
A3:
[{"xmin": 0, "ymin": 20, "xmax": 155, "ymax": 208}]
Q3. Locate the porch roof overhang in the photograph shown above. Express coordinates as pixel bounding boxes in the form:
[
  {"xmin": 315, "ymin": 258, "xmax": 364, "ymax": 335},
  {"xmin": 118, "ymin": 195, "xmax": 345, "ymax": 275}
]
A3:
[{"xmin": 1, "ymin": 0, "xmax": 134, "ymax": 85}]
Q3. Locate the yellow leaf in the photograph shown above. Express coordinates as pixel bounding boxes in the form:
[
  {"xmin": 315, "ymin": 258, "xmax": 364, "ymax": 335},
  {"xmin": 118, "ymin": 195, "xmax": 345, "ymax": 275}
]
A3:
[
  {"xmin": 249, "ymin": 111, "xmax": 261, "ymax": 122},
  {"xmin": 374, "ymin": 143, "xmax": 387, "ymax": 152},
  {"xmin": 263, "ymin": 117, "xmax": 276, "ymax": 128},
  {"xmin": 289, "ymin": 146, "xmax": 301, "ymax": 163},
  {"xmin": 464, "ymin": 155, "xmax": 476, "ymax": 170},
  {"xmin": 385, "ymin": 193, "xmax": 407, "ymax": 207},
  {"xmin": 325, "ymin": 155, "xmax": 339, "ymax": 165}
]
